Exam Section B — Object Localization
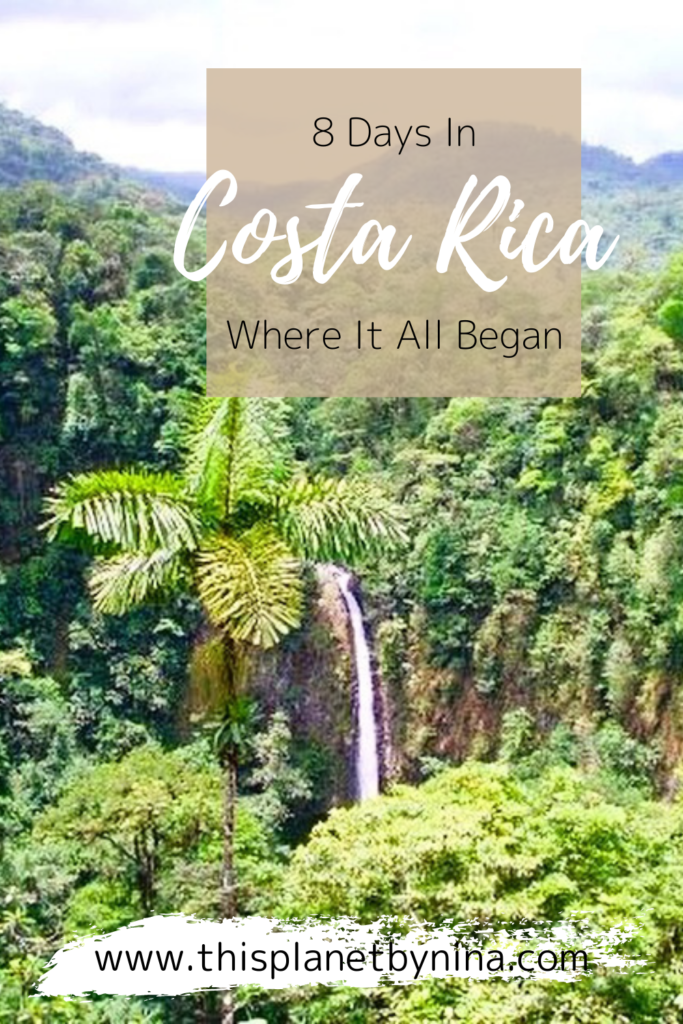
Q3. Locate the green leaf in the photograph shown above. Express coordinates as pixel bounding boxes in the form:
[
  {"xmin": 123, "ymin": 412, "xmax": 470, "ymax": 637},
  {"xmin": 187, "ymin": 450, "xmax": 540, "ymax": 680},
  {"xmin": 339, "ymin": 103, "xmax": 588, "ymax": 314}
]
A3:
[
  {"xmin": 183, "ymin": 397, "xmax": 290, "ymax": 521},
  {"xmin": 195, "ymin": 525, "xmax": 302, "ymax": 648},
  {"xmin": 43, "ymin": 469, "xmax": 199, "ymax": 554},
  {"xmin": 276, "ymin": 475, "xmax": 407, "ymax": 563},
  {"xmin": 89, "ymin": 547, "xmax": 188, "ymax": 614}
]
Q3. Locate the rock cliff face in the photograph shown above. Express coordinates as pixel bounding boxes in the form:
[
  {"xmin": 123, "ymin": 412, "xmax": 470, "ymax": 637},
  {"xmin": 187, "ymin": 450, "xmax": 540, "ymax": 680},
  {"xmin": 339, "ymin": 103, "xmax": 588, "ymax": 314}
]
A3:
[
  {"xmin": 374, "ymin": 609, "xmax": 503, "ymax": 777},
  {"xmin": 236, "ymin": 572, "xmax": 527, "ymax": 801},
  {"xmin": 182, "ymin": 567, "xmax": 377, "ymax": 809},
  {"xmin": 376, "ymin": 602, "xmax": 681, "ymax": 785},
  {"xmin": 186, "ymin": 566, "xmax": 668, "ymax": 812},
  {"xmin": 251, "ymin": 566, "xmax": 356, "ymax": 806},
  {"xmin": 250, "ymin": 566, "xmax": 392, "ymax": 808}
]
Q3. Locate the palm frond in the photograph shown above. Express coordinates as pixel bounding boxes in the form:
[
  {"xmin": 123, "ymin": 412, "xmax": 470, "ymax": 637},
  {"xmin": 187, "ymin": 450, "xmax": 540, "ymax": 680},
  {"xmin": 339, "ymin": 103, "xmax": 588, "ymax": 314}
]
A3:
[
  {"xmin": 43, "ymin": 469, "xmax": 199, "ymax": 554},
  {"xmin": 88, "ymin": 547, "xmax": 188, "ymax": 615},
  {"xmin": 275, "ymin": 475, "xmax": 408, "ymax": 563},
  {"xmin": 195, "ymin": 525, "xmax": 302, "ymax": 649},
  {"xmin": 182, "ymin": 397, "xmax": 291, "ymax": 522},
  {"xmin": 181, "ymin": 398, "xmax": 239, "ymax": 519}
]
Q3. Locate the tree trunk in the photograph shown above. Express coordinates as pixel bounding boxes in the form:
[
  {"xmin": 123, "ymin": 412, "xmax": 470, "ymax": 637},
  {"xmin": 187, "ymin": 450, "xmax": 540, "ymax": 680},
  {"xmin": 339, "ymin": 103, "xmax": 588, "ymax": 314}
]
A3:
[
  {"xmin": 221, "ymin": 986, "xmax": 235, "ymax": 1024},
  {"xmin": 221, "ymin": 747, "xmax": 239, "ymax": 1024},
  {"xmin": 220, "ymin": 639, "xmax": 242, "ymax": 1024},
  {"xmin": 220, "ymin": 747, "xmax": 238, "ymax": 1024},
  {"xmin": 221, "ymin": 746, "xmax": 239, "ymax": 920}
]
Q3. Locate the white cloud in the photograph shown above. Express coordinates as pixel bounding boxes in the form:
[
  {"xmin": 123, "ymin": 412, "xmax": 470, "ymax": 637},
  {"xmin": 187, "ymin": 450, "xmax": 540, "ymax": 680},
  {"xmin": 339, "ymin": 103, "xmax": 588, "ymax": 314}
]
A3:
[
  {"xmin": 0, "ymin": 14, "xmax": 216, "ymax": 120},
  {"xmin": 584, "ymin": 88, "xmax": 683, "ymax": 162},
  {"xmin": 0, "ymin": 11, "xmax": 220, "ymax": 169},
  {"xmin": 28, "ymin": 102, "xmax": 206, "ymax": 172},
  {"xmin": 0, "ymin": 0, "xmax": 681, "ymax": 169},
  {"xmin": 0, "ymin": 0, "xmax": 198, "ymax": 20}
]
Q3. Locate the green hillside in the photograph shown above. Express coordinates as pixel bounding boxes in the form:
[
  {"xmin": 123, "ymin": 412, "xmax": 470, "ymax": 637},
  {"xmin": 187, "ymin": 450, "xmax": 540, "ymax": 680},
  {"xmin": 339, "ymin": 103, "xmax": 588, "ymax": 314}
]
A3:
[
  {"xmin": 0, "ymin": 103, "xmax": 202, "ymax": 203},
  {"xmin": 1, "ymin": 105, "xmax": 683, "ymax": 1023},
  {"xmin": 0, "ymin": 104, "xmax": 105, "ymax": 187}
]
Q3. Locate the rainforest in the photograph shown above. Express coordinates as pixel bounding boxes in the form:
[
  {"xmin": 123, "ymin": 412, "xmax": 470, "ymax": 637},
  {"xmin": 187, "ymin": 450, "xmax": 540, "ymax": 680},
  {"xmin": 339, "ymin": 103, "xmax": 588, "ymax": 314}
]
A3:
[{"xmin": 4, "ymin": 101, "xmax": 683, "ymax": 1024}]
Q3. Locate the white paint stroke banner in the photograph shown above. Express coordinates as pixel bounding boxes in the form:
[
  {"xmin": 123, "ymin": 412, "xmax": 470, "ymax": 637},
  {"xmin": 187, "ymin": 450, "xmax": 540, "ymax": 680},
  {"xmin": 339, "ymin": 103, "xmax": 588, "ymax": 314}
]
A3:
[{"xmin": 37, "ymin": 915, "xmax": 647, "ymax": 997}]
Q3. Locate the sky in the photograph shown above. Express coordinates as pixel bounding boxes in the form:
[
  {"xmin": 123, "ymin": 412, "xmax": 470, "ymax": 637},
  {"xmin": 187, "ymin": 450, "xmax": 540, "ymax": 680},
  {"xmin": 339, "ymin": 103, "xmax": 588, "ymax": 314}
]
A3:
[{"xmin": 0, "ymin": 0, "xmax": 681, "ymax": 171}]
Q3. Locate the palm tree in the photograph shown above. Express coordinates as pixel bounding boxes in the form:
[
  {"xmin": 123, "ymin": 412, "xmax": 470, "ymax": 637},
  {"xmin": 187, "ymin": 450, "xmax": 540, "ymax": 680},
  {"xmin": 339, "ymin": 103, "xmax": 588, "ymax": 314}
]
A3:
[{"xmin": 44, "ymin": 396, "xmax": 403, "ymax": 1021}]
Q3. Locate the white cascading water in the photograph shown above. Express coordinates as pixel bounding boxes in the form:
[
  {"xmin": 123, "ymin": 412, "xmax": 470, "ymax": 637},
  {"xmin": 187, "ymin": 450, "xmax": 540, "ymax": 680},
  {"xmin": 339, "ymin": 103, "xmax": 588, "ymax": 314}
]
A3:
[{"xmin": 336, "ymin": 569, "xmax": 380, "ymax": 800}]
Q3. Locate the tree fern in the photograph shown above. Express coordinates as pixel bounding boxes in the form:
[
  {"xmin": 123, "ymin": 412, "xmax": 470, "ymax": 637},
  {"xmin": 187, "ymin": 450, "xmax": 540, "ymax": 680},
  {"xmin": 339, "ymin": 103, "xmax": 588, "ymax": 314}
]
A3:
[{"xmin": 44, "ymin": 395, "xmax": 406, "ymax": 966}]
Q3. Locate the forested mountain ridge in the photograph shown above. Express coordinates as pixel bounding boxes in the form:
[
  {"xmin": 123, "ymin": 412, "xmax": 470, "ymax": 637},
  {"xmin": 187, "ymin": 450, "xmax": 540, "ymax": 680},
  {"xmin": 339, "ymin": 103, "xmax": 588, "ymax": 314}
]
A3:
[
  {"xmin": 2, "ymin": 101, "xmax": 683, "ymax": 256},
  {"xmin": 0, "ymin": 104, "xmax": 104, "ymax": 187},
  {"xmin": 581, "ymin": 142, "xmax": 683, "ymax": 187},
  {"xmin": 0, "ymin": 103, "xmax": 202, "ymax": 202}
]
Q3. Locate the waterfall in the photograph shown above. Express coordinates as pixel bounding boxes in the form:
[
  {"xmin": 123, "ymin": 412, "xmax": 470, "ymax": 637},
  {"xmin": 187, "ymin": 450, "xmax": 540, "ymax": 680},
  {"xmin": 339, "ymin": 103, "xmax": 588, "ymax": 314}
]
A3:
[{"xmin": 335, "ymin": 569, "xmax": 380, "ymax": 800}]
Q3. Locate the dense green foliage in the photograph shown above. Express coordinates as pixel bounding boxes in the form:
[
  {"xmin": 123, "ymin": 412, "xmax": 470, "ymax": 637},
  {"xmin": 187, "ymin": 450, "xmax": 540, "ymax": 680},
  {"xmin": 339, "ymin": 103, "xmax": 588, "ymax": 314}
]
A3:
[
  {"xmin": 281, "ymin": 263, "xmax": 683, "ymax": 785},
  {"xmin": 0, "ymin": 118, "xmax": 215, "ymax": 1017},
  {"xmin": 3, "ymin": 106, "xmax": 683, "ymax": 1022},
  {"xmin": 246, "ymin": 760, "xmax": 683, "ymax": 1023}
]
